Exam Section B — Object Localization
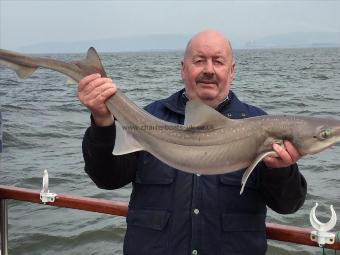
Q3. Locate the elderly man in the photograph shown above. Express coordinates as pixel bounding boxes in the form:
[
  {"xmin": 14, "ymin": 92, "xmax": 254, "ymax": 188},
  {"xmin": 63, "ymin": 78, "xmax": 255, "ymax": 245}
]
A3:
[{"xmin": 78, "ymin": 30, "xmax": 307, "ymax": 255}]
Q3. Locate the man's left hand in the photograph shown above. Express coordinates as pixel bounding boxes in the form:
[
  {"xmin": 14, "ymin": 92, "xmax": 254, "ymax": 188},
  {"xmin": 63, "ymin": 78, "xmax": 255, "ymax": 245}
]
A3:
[{"xmin": 263, "ymin": 141, "xmax": 302, "ymax": 168}]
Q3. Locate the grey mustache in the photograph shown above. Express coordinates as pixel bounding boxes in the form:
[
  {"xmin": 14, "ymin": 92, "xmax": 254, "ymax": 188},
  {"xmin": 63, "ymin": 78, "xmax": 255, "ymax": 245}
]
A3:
[{"xmin": 196, "ymin": 76, "xmax": 218, "ymax": 84}]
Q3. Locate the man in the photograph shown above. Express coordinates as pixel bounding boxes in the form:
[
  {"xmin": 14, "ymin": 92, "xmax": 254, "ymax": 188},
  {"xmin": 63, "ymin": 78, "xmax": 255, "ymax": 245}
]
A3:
[{"xmin": 78, "ymin": 30, "xmax": 307, "ymax": 255}]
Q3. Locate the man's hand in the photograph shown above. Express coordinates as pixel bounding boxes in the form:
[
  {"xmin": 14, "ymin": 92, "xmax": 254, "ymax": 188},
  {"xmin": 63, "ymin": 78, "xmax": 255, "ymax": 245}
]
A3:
[
  {"xmin": 263, "ymin": 141, "xmax": 302, "ymax": 168},
  {"xmin": 78, "ymin": 73, "xmax": 117, "ymax": 126}
]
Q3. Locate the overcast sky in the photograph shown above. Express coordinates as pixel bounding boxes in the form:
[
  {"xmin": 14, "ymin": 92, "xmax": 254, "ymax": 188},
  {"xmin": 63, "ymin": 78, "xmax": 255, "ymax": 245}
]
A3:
[{"xmin": 1, "ymin": 0, "xmax": 339, "ymax": 50}]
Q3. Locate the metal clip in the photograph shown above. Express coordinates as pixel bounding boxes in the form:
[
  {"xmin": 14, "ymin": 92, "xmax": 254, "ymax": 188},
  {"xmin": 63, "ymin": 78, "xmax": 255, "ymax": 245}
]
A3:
[
  {"xmin": 310, "ymin": 202, "xmax": 337, "ymax": 247},
  {"xmin": 40, "ymin": 170, "xmax": 57, "ymax": 204}
]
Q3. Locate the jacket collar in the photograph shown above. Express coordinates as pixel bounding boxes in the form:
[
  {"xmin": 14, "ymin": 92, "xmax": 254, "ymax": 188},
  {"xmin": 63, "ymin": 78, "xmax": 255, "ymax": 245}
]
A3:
[{"xmin": 161, "ymin": 88, "xmax": 239, "ymax": 115}]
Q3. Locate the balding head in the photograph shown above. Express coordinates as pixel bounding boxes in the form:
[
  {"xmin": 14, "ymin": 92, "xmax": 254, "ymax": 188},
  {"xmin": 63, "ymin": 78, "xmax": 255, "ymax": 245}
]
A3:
[
  {"xmin": 184, "ymin": 30, "xmax": 234, "ymax": 64},
  {"xmin": 181, "ymin": 30, "xmax": 235, "ymax": 108}
]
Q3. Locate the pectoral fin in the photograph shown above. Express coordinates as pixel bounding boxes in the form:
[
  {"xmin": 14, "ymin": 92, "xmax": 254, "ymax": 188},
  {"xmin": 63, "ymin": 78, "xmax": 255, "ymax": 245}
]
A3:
[
  {"xmin": 112, "ymin": 121, "xmax": 144, "ymax": 155},
  {"xmin": 240, "ymin": 151, "xmax": 278, "ymax": 195}
]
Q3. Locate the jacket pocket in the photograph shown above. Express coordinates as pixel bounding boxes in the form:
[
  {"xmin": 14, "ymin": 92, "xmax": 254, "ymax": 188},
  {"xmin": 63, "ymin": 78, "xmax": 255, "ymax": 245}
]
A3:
[
  {"xmin": 222, "ymin": 213, "xmax": 265, "ymax": 232},
  {"xmin": 135, "ymin": 152, "xmax": 175, "ymax": 184},
  {"xmin": 127, "ymin": 209, "xmax": 171, "ymax": 230},
  {"xmin": 124, "ymin": 209, "xmax": 171, "ymax": 255},
  {"xmin": 221, "ymin": 213, "xmax": 267, "ymax": 254}
]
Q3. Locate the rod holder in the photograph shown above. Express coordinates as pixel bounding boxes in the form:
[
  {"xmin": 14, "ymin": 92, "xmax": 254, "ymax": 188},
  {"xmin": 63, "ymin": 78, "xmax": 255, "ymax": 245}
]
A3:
[
  {"xmin": 40, "ymin": 170, "xmax": 57, "ymax": 204},
  {"xmin": 310, "ymin": 202, "xmax": 337, "ymax": 247}
]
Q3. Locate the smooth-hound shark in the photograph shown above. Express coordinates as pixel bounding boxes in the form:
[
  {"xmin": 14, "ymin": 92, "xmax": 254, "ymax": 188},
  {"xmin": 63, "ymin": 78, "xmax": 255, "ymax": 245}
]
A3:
[{"xmin": 1, "ymin": 47, "xmax": 340, "ymax": 194}]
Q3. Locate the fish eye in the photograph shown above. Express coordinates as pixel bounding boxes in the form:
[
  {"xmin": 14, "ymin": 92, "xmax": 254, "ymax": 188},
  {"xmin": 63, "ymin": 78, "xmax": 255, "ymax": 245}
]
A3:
[{"xmin": 318, "ymin": 129, "xmax": 332, "ymax": 140}]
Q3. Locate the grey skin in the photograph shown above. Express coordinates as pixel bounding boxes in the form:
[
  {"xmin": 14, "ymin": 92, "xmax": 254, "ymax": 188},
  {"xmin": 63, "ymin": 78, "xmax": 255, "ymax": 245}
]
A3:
[{"xmin": 1, "ymin": 47, "xmax": 340, "ymax": 194}]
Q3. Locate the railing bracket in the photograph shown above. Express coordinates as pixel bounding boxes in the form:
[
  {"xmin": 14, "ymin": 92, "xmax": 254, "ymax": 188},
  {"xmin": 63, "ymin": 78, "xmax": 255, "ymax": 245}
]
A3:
[
  {"xmin": 310, "ymin": 202, "xmax": 337, "ymax": 247},
  {"xmin": 40, "ymin": 170, "xmax": 57, "ymax": 204}
]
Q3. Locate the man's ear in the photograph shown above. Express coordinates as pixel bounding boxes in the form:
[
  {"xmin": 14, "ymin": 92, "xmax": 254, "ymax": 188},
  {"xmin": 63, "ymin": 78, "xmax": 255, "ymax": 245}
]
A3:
[
  {"xmin": 229, "ymin": 62, "xmax": 235, "ymax": 81},
  {"xmin": 181, "ymin": 60, "xmax": 185, "ymax": 81}
]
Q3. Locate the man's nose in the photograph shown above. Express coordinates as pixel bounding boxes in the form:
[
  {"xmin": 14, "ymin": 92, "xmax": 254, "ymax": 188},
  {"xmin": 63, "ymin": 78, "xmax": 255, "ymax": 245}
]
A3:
[{"xmin": 203, "ymin": 59, "xmax": 214, "ymax": 74}]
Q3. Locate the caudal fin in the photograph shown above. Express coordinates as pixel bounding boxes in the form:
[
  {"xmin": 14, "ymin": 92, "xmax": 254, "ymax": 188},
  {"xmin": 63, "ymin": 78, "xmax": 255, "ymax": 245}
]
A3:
[{"xmin": 0, "ymin": 59, "xmax": 37, "ymax": 79}]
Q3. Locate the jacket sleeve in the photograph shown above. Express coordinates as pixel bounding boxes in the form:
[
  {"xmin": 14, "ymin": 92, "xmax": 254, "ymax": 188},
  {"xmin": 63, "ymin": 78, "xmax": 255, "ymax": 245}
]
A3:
[
  {"xmin": 259, "ymin": 163, "xmax": 307, "ymax": 214},
  {"xmin": 82, "ymin": 116, "xmax": 137, "ymax": 190}
]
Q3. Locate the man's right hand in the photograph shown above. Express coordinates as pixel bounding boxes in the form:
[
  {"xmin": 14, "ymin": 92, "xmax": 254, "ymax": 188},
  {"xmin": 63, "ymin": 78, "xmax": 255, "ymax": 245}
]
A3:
[{"xmin": 78, "ymin": 73, "xmax": 117, "ymax": 126}]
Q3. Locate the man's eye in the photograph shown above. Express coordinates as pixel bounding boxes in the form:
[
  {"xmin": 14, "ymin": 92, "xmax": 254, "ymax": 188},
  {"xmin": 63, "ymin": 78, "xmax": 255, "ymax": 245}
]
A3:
[{"xmin": 214, "ymin": 59, "xmax": 225, "ymax": 65}]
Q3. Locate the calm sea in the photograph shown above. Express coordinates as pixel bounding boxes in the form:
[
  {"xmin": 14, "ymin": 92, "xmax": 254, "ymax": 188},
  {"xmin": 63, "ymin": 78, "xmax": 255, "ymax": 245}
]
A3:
[{"xmin": 0, "ymin": 48, "xmax": 339, "ymax": 255}]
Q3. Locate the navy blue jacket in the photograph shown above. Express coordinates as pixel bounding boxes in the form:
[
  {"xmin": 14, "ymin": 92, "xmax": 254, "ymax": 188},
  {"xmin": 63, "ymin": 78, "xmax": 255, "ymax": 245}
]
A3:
[{"xmin": 83, "ymin": 89, "xmax": 307, "ymax": 255}]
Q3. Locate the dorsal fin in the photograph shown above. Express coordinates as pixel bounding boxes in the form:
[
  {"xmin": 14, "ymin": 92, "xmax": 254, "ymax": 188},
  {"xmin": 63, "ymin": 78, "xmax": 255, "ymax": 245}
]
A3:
[
  {"xmin": 184, "ymin": 100, "xmax": 235, "ymax": 129},
  {"xmin": 85, "ymin": 47, "xmax": 107, "ymax": 77}
]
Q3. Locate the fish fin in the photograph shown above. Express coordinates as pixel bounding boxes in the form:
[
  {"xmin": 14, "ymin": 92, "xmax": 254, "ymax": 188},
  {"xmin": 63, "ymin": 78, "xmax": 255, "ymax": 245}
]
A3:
[
  {"xmin": 66, "ymin": 77, "xmax": 77, "ymax": 85},
  {"xmin": 86, "ymin": 47, "xmax": 107, "ymax": 77},
  {"xmin": 0, "ymin": 59, "xmax": 37, "ymax": 79},
  {"xmin": 240, "ymin": 151, "xmax": 278, "ymax": 195},
  {"xmin": 72, "ymin": 47, "xmax": 107, "ymax": 78},
  {"xmin": 184, "ymin": 99, "xmax": 235, "ymax": 129},
  {"xmin": 112, "ymin": 121, "xmax": 144, "ymax": 155}
]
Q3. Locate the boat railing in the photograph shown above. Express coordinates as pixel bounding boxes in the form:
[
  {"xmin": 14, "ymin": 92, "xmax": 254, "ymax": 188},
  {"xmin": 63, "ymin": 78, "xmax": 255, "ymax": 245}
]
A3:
[{"xmin": 0, "ymin": 184, "xmax": 339, "ymax": 255}]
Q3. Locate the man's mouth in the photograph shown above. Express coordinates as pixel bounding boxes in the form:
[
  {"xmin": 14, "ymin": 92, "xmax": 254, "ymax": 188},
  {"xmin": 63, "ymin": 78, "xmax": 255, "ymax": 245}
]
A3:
[{"xmin": 196, "ymin": 80, "xmax": 217, "ymax": 85}]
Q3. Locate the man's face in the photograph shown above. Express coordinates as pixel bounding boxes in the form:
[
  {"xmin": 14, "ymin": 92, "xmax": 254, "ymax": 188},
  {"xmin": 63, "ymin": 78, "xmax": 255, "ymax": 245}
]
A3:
[{"xmin": 181, "ymin": 32, "xmax": 234, "ymax": 108}]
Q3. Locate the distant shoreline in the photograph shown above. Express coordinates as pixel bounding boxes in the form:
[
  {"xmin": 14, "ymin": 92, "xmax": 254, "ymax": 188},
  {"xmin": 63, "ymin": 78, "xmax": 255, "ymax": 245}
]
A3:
[
  {"xmin": 13, "ymin": 46, "xmax": 340, "ymax": 55},
  {"xmin": 6, "ymin": 32, "xmax": 338, "ymax": 54}
]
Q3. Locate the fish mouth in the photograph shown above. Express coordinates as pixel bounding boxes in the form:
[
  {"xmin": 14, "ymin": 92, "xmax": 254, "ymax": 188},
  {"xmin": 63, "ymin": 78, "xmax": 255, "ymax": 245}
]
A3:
[{"xmin": 306, "ymin": 143, "xmax": 334, "ymax": 155}]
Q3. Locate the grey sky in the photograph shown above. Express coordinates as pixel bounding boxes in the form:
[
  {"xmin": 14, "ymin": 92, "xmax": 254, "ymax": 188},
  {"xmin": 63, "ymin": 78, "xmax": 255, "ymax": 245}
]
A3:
[{"xmin": 1, "ymin": 0, "xmax": 339, "ymax": 50}]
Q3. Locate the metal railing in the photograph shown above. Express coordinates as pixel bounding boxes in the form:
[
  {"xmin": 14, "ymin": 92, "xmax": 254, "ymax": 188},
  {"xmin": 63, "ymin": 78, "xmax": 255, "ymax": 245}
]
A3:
[{"xmin": 0, "ymin": 185, "xmax": 339, "ymax": 254}]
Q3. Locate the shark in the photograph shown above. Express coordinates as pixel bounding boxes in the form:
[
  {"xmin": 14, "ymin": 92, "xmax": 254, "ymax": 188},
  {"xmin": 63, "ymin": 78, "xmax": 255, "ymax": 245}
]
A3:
[{"xmin": 1, "ymin": 47, "xmax": 340, "ymax": 194}]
